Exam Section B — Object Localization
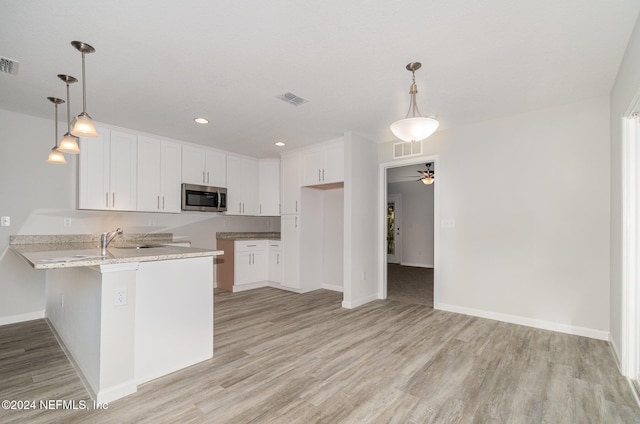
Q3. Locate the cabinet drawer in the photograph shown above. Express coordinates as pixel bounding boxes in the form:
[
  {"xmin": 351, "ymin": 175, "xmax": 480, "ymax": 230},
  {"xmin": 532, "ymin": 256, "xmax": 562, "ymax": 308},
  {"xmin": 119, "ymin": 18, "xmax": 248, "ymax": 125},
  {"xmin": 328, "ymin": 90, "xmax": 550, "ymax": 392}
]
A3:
[{"xmin": 235, "ymin": 240, "xmax": 267, "ymax": 252}]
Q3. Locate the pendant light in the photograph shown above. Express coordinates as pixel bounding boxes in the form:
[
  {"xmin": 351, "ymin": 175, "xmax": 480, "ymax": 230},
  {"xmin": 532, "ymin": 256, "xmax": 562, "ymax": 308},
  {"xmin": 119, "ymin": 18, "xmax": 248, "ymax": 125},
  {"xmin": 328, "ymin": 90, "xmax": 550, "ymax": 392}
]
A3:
[
  {"xmin": 70, "ymin": 41, "xmax": 98, "ymax": 138},
  {"xmin": 46, "ymin": 97, "xmax": 67, "ymax": 164},
  {"xmin": 390, "ymin": 62, "xmax": 439, "ymax": 142},
  {"xmin": 57, "ymin": 74, "xmax": 80, "ymax": 154}
]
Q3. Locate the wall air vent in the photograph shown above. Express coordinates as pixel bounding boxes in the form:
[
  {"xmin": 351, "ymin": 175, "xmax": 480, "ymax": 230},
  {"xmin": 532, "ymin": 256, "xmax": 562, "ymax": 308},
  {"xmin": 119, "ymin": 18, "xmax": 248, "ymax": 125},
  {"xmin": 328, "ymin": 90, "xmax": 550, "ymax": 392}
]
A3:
[
  {"xmin": 277, "ymin": 92, "xmax": 308, "ymax": 106},
  {"xmin": 0, "ymin": 57, "xmax": 19, "ymax": 76},
  {"xmin": 393, "ymin": 140, "xmax": 422, "ymax": 159}
]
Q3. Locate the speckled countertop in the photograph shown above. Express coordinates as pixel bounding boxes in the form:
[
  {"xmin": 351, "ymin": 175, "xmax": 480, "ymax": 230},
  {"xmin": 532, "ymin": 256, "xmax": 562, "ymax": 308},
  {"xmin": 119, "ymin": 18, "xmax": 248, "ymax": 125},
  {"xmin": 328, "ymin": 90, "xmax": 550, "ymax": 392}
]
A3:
[
  {"xmin": 10, "ymin": 233, "xmax": 223, "ymax": 270},
  {"xmin": 216, "ymin": 232, "xmax": 280, "ymax": 240}
]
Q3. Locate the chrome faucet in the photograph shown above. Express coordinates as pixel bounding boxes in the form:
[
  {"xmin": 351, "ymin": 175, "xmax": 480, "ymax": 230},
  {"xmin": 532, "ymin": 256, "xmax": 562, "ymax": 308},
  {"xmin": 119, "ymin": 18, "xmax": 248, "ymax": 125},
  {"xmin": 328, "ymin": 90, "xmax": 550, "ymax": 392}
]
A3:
[{"xmin": 101, "ymin": 227, "xmax": 123, "ymax": 256}]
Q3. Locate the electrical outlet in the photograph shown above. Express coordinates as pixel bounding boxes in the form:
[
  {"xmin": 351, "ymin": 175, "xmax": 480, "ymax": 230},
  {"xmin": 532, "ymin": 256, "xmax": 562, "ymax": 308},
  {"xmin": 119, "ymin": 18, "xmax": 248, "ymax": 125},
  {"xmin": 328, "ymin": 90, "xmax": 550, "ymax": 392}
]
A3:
[
  {"xmin": 114, "ymin": 288, "xmax": 127, "ymax": 306},
  {"xmin": 441, "ymin": 218, "xmax": 456, "ymax": 228},
  {"xmin": 1, "ymin": 216, "xmax": 10, "ymax": 227},
  {"xmin": 63, "ymin": 218, "xmax": 71, "ymax": 227}
]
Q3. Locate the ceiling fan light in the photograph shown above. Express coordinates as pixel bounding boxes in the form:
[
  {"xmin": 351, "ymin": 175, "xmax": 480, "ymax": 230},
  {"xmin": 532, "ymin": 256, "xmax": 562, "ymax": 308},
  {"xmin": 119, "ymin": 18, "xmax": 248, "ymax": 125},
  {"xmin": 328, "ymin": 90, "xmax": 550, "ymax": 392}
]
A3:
[
  {"xmin": 46, "ymin": 147, "xmax": 67, "ymax": 164},
  {"xmin": 71, "ymin": 112, "xmax": 98, "ymax": 138},
  {"xmin": 390, "ymin": 116, "xmax": 439, "ymax": 142},
  {"xmin": 421, "ymin": 176, "xmax": 434, "ymax": 185},
  {"xmin": 58, "ymin": 133, "xmax": 80, "ymax": 154}
]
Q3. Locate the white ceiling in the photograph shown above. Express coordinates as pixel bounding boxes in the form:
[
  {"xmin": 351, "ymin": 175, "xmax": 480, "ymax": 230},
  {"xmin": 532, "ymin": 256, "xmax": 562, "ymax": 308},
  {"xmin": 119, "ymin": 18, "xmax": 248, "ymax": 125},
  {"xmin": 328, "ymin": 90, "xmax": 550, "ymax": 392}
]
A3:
[{"xmin": 1, "ymin": 1, "xmax": 639, "ymax": 158}]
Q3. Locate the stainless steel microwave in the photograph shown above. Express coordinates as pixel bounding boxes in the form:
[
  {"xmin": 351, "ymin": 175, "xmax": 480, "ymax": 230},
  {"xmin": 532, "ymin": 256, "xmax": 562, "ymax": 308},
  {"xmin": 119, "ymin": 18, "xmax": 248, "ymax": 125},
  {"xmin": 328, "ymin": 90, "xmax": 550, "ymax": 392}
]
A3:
[{"xmin": 181, "ymin": 183, "xmax": 227, "ymax": 212}]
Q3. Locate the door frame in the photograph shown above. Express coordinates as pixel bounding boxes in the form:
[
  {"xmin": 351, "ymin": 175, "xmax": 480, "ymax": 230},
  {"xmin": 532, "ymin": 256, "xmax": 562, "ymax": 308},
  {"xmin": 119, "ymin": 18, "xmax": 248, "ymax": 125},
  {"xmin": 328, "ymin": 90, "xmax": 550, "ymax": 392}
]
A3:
[
  {"xmin": 387, "ymin": 194, "xmax": 402, "ymax": 264},
  {"xmin": 622, "ymin": 108, "xmax": 640, "ymax": 385},
  {"xmin": 378, "ymin": 154, "xmax": 439, "ymax": 303}
]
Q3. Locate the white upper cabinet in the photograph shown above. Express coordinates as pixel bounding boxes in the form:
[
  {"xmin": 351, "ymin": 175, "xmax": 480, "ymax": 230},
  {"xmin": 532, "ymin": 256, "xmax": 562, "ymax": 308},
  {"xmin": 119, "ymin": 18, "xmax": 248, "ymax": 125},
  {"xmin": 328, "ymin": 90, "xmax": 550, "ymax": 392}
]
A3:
[
  {"xmin": 301, "ymin": 138, "xmax": 344, "ymax": 186},
  {"xmin": 280, "ymin": 152, "xmax": 301, "ymax": 215},
  {"xmin": 182, "ymin": 145, "xmax": 226, "ymax": 187},
  {"xmin": 137, "ymin": 136, "xmax": 182, "ymax": 213},
  {"xmin": 258, "ymin": 159, "xmax": 280, "ymax": 216},
  {"xmin": 226, "ymin": 155, "xmax": 259, "ymax": 215},
  {"xmin": 78, "ymin": 126, "xmax": 137, "ymax": 211}
]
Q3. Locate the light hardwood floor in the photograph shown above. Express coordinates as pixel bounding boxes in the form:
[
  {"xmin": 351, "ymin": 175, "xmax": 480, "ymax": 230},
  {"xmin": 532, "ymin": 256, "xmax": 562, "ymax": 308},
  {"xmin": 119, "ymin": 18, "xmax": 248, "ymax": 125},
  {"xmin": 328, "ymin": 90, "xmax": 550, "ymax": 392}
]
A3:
[{"xmin": 1, "ymin": 287, "xmax": 639, "ymax": 423}]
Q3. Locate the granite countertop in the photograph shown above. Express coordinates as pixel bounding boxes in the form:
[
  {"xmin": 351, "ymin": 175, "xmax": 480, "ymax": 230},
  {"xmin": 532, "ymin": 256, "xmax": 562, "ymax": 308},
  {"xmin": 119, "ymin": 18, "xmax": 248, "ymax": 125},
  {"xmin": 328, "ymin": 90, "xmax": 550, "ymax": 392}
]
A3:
[
  {"xmin": 9, "ymin": 233, "xmax": 223, "ymax": 270},
  {"xmin": 216, "ymin": 232, "xmax": 281, "ymax": 241}
]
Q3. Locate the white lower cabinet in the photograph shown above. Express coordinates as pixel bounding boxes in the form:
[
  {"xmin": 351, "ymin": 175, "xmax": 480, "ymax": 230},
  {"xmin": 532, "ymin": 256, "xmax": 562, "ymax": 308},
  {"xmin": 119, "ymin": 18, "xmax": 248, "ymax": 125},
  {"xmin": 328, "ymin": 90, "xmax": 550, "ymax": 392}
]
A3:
[
  {"xmin": 234, "ymin": 240, "xmax": 268, "ymax": 285},
  {"xmin": 281, "ymin": 215, "xmax": 300, "ymax": 290},
  {"xmin": 268, "ymin": 241, "xmax": 282, "ymax": 284}
]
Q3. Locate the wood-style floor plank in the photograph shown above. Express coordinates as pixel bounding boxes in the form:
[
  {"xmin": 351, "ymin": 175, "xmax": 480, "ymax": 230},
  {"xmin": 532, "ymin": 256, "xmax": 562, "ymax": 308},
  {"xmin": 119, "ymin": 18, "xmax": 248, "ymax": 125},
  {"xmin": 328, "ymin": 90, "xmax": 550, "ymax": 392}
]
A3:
[{"xmin": 0, "ymin": 287, "xmax": 638, "ymax": 423}]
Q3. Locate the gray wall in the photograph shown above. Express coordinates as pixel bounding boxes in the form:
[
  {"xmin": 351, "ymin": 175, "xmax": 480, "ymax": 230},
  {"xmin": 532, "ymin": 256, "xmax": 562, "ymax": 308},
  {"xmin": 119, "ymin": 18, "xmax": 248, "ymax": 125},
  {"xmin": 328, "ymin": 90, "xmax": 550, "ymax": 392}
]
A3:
[
  {"xmin": 0, "ymin": 108, "xmax": 279, "ymax": 325},
  {"xmin": 379, "ymin": 95, "xmax": 610, "ymax": 339},
  {"xmin": 610, "ymin": 13, "xmax": 640, "ymax": 364}
]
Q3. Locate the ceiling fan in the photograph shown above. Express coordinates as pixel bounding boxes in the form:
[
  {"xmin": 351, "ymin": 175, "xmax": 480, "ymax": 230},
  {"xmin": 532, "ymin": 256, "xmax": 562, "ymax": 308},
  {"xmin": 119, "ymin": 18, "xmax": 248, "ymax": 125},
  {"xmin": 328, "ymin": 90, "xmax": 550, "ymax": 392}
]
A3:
[{"xmin": 417, "ymin": 163, "xmax": 435, "ymax": 185}]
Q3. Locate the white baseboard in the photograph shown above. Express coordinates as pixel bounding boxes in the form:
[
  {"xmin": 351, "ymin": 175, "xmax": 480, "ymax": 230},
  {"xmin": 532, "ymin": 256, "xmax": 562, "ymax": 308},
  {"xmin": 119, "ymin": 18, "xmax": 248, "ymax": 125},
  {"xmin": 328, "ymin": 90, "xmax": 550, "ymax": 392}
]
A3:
[
  {"xmin": 436, "ymin": 302, "xmax": 610, "ymax": 341},
  {"xmin": 322, "ymin": 284, "xmax": 343, "ymax": 292},
  {"xmin": 399, "ymin": 262, "xmax": 434, "ymax": 268},
  {"xmin": 342, "ymin": 293, "xmax": 378, "ymax": 309},
  {"xmin": 0, "ymin": 310, "xmax": 45, "ymax": 326}
]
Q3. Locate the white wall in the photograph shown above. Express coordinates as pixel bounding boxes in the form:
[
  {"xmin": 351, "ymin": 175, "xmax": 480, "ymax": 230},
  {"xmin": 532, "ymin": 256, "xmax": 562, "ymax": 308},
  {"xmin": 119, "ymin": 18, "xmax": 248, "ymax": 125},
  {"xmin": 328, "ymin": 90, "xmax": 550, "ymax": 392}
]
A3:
[
  {"xmin": 387, "ymin": 180, "xmax": 434, "ymax": 267},
  {"xmin": 610, "ymin": 14, "xmax": 640, "ymax": 363},
  {"xmin": 343, "ymin": 132, "xmax": 379, "ymax": 308},
  {"xmin": 0, "ymin": 108, "xmax": 279, "ymax": 325},
  {"xmin": 379, "ymin": 96, "xmax": 611, "ymax": 339}
]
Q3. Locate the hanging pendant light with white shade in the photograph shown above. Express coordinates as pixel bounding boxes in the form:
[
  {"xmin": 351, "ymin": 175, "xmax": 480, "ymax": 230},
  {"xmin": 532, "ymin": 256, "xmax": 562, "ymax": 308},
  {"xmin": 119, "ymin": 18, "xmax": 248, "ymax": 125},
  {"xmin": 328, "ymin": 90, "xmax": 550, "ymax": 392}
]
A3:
[
  {"xmin": 70, "ymin": 41, "xmax": 98, "ymax": 138},
  {"xmin": 390, "ymin": 62, "xmax": 439, "ymax": 142},
  {"xmin": 46, "ymin": 97, "xmax": 67, "ymax": 165},
  {"xmin": 57, "ymin": 74, "xmax": 80, "ymax": 154}
]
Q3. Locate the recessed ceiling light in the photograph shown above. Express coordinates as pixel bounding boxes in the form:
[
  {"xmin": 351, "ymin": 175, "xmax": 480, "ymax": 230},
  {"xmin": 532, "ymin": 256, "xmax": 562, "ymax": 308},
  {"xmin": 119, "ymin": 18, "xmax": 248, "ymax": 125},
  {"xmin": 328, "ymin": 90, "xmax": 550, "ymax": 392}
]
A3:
[
  {"xmin": 194, "ymin": 118, "xmax": 209, "ymax": 124},
  {"xmin": 274, "ymin": 141, "xmax": 285, "ymax": 147}
]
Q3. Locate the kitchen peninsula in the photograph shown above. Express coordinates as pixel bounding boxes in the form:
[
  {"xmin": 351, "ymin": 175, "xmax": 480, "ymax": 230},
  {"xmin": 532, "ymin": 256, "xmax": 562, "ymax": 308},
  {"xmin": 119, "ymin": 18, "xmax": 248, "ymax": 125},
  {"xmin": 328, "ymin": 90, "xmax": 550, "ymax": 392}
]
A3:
[{"xmin": 10, "ymin": 233, "xmax": 223, "ymax": 404}]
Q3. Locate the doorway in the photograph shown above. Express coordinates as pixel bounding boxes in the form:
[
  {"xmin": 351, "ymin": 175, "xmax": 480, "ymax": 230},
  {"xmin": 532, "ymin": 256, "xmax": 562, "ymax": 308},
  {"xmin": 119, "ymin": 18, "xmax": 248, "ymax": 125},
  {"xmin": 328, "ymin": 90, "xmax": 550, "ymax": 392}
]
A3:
[
  {"xmin": 379, "ymin": 156, "xmax": 439, "ymax": 306},
  {"xmin": 387, "ymin": 194, "xmax": 402, "ymax": 264}
]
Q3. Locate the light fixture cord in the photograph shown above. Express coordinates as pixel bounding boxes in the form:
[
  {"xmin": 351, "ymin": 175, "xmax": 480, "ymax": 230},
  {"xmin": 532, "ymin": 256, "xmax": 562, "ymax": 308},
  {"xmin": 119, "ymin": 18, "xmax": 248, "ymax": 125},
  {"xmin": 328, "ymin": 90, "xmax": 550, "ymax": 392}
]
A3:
[
  {"xmin": 54, "ymin": 103, "xmax": 59, "ymax": 147},
  {"xmin": 66, "ymin": 83, "xmax": 71, "ymax": 132},
  {"xmin": 405, "ymin": 70, "xmax": 423, "ymax": 119},
  {"xmin": 81, "ymin": 51, "xmax": 87, "ymax": 112}
]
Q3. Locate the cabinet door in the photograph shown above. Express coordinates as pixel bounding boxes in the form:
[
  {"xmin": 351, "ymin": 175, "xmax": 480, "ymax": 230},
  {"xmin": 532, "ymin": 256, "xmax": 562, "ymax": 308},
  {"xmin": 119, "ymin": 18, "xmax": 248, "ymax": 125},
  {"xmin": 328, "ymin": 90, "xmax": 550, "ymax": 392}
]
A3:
[
  {"xmin": 226, "ymin": 155, "xmax": 244, "ymax": 214},
  {"xmin": 301, "ymin": 148, "xmax": 324, "ymax": 186},
  {"xmin": 204, "ymin": 150, "xmax": 226, "ymax": 187},
  {"xmin": 227, "ymin": 156, "xmax": 259, "ymax": 215},
  {"xmin": 242, "ymin": 158, "xmax": 259, "ymax": 215},
  {"xmin": 268, "ymin": 242, "xmax": 282, "ymax": 283},
  {"xmin": 182, "ymin": 145, "xmax": 206, "ymax": 185},
  {"xmin": 281, "ymin": 215, "xmax": 300, "ymax": 289},
  {"xmin": 78, "ymin": 127, "xmax": 110, "ymax": 210},
  {"xmin": 161, "ymin": 141, "xmax": 182, "ymax": 213},
  {"xmin": 234, "ymin": 251, "xmax": 254, "ymax": 285},
  {"xmin": 109, "ymin": 130, "xmax": 137, "ymax": 211},
  {"xmin": 137, "ymin": 136, "xmax": 162, "ymax": 212},
  {"xmin": 258, "ymin": 160, "xmax": 280, "ymax": 216},
  {"xmin": 280, "ymin": 153, "xmax": 300, "ymax": 215},
  {"xmin": 324, "ymin": 141, "xmax": 344, "ymax": 184}
]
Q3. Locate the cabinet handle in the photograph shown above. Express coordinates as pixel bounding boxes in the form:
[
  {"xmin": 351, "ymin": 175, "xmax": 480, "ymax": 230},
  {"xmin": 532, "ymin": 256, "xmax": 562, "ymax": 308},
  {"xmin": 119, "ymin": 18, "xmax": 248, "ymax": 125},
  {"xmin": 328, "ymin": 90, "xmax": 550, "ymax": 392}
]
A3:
[
  {"xmin": 295, "ymin": 216, "xmax": 298, "ymax": 228},
  {"xmin": 318, "ymin": 169, "xmax": 321, "ymax": 181},
  {"xmin": 162, "ymin": 196, "xmax": 165, "ymax": 210},
  {"xmin": 113, "ymin": 193, "xmax": 115, "ymax": 208},
  {"xmin": 295, "ymin": 200, "xmax": 298, "ymax": 213},
  {"xmin": 157, "ymin": 196, "xmax": 160, "ymax": 209},
  {"xmin": 207, "ymin": 171, "xmax": 210, "ymax": 184},
  {"xmin": 203, "ymin": 171, "xmax": 206, "ymax": 184},
  {"xmin": 239, "ymin": 202, "xmax": 242, "ymax": 213},
  {"xmin": 277, "ymin": 253, "xmax": 280, "ymax": 265},
  {"xmin": 322, "ymin": 168, "xmax": 325, "ymax": 181},
  {"xmin": 247, "ymin": 244, "xmax": 257, "ymax": 247},
  {"xmin": 242, "ymin": 203, "xmax": 245, "ymax": 213},
  {"xmin": 106, "ymin": 192, "xmax": 109, "ymax": 208}
]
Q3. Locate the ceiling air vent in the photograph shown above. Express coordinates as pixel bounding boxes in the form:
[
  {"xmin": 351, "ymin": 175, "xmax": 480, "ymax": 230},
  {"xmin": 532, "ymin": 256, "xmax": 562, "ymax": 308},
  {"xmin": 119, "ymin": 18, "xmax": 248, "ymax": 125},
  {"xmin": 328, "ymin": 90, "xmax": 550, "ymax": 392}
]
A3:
[
  {"xmin": 393, "ymin": 140, "xmax": 422, "ymax": 159},
  {"xmin": 0, "ymin": 57, "xmax": 19, "ymax": 76},
  {"xmin": 277, "ymin": 92, "xmax": 308, "ymax": 106}
]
